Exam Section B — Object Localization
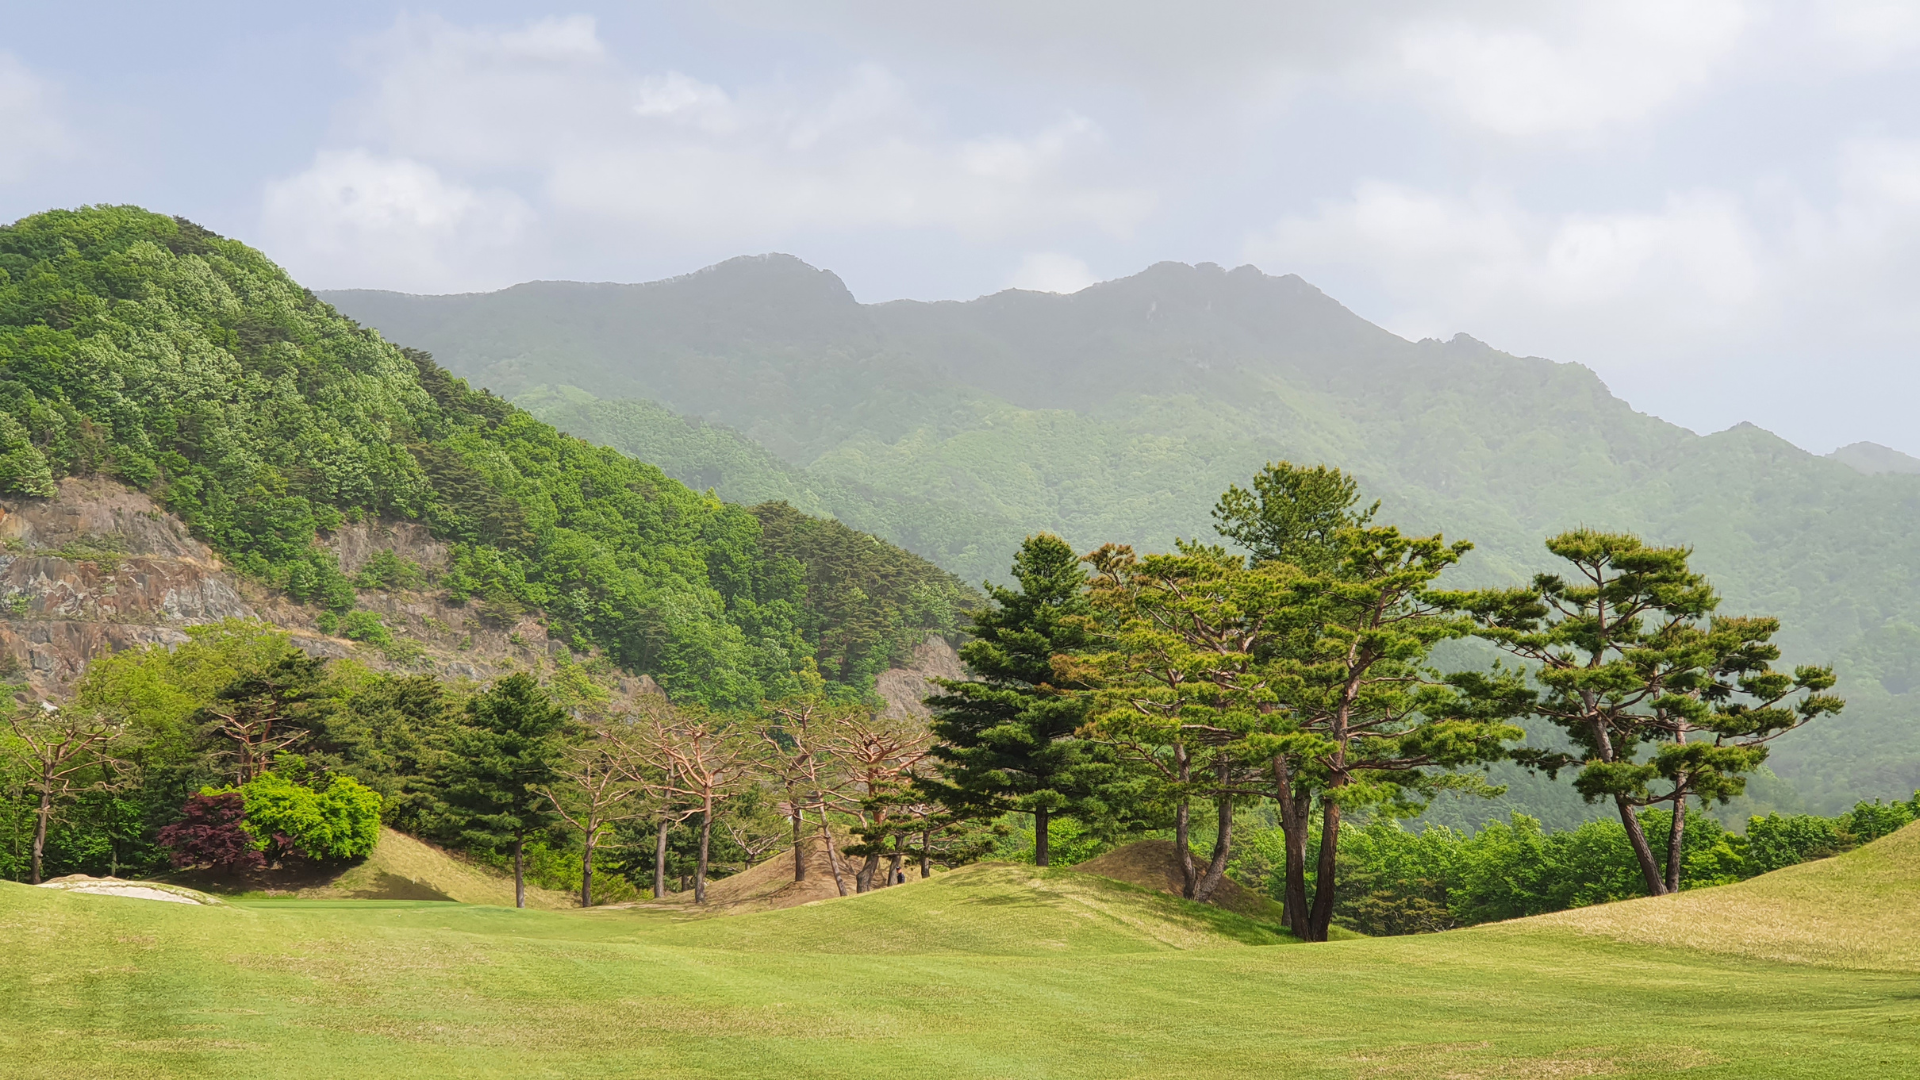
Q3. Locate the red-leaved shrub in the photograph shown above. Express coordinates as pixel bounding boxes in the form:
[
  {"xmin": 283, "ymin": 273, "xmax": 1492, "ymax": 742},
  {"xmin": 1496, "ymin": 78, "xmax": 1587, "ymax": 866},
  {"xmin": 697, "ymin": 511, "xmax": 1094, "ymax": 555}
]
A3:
[{"xmin": 156, "ymin": 791, "xmax": 264, "ymax": 872}]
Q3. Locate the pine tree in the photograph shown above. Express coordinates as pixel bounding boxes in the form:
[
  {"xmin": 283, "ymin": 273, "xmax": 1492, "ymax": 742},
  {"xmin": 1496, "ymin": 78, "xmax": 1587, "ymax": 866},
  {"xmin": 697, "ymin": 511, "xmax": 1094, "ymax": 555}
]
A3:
[
  {"xmin": 436, "ymin": 674, "xmax": 568, "ymax": 908},
  {"xmin": 921, "ymin": 534, "xmax": 1100, "ymax": 866}
]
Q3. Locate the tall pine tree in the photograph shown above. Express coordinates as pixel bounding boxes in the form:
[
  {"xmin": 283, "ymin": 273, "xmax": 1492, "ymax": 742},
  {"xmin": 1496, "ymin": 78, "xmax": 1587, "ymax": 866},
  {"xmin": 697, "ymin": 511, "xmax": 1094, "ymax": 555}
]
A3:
[
  {"xmin": 437, "ymin": 674, "xmax": 568, "ymax": 908},
  {"xmin": 922, "ymin": 534, "xmax": 1099, "ymax": 866}
]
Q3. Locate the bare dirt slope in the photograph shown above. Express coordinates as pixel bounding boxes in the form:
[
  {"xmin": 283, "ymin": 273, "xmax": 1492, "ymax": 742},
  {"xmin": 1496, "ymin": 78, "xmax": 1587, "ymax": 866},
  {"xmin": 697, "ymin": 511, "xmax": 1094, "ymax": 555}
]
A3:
[
  {"xmin": 1073, "ymin": 839, "xmax": 1287, "ymax": 922},
  {"xmin": 640, "ymin": 833, "xmax": 867, "ymax": 914}
]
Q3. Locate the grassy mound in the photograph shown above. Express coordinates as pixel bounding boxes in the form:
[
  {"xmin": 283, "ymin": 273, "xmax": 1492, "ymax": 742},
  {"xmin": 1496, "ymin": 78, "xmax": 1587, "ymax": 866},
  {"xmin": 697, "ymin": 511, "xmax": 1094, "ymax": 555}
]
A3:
[
  {"xmin": 1494, "ymin": 819, "xmax": 1920, "ymax": 970},
  {"xmin": 1073, "ymin": 839, "xmax": 1287, "ymax": 922},
  {"xmin": 639, "ymin": 861, "xmax": 1293, "ymax": 953},
  {"xmin": 165, "ymin": 828, "xmax": 575, "ymax": 909},
  {"xmin": 302, "ymin": 829, "xmax": 576, "ymax": 909}
]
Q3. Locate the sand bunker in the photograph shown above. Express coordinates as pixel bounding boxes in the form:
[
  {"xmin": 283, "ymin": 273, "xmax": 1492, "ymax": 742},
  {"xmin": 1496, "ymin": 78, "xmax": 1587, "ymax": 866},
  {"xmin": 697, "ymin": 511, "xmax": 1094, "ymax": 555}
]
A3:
[{"xmin": 38, "ymin": 875, "xmax": 223, "ymax": 905}]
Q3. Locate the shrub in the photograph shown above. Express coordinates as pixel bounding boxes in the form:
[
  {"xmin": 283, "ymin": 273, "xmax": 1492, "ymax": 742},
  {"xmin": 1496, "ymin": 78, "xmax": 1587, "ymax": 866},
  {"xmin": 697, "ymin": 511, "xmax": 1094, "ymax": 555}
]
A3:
[
  {"xmin": 155, "ymin": 792, "xmax": 264, "ymax": 872},
  {"xmin": 355, "ymin": 550, "xmax": 426, "ymax": 591},
  {"xmin": 339, "ymin": 611, "xmax": 394, "ymax": 647},
  {"xmin": 237, "ymin": 772, "xmax": 383, "ymax": 862}
]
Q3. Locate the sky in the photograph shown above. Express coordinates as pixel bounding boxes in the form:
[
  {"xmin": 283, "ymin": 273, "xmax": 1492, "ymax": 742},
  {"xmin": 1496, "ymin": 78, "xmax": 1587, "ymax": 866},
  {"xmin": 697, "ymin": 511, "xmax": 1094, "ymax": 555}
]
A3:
[{"xmin": 3, "ymin": 1, "xmax": 1918, "ymax": 456}]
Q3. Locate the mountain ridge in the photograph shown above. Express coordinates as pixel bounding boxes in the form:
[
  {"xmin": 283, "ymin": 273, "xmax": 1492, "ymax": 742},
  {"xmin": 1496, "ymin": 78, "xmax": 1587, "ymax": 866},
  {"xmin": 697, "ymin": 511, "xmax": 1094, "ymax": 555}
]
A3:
[{"xmin": 325, "ymin": 255, "xmax": 1920, "ymax": 815}]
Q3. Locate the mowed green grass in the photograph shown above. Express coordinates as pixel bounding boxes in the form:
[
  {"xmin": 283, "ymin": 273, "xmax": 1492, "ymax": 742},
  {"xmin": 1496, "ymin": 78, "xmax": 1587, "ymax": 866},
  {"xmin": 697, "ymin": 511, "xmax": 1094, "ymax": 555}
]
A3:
[{"xmin": 6, "ymin": 839, "xmax": 1920, "ymax": 1080}]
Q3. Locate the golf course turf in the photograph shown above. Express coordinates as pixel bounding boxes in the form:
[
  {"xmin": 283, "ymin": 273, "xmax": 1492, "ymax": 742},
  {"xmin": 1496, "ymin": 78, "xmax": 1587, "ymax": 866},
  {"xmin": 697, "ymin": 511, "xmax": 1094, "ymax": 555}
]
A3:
[{"xmin": 6, "ymin": 829, "xmax": 1920, "ymax": 1079}]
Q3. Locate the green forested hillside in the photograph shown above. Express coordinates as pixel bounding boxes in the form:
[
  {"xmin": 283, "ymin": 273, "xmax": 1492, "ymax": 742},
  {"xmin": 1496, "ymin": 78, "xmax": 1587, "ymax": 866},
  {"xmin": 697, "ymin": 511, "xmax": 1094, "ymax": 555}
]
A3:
[
  {"xmin": 327, "ymin": 257, "xmax": 1920, "ymax": 812},
  {"xmin": 0, "ymin": 208, "xmax": 972, "ymax": 705}
]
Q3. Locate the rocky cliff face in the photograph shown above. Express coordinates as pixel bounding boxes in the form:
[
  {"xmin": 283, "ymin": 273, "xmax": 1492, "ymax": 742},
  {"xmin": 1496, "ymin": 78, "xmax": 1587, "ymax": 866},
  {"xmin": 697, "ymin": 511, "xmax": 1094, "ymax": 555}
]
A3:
[{"xmin": 0, "ymin": 479, "xmax": 938, "ymax": 713}]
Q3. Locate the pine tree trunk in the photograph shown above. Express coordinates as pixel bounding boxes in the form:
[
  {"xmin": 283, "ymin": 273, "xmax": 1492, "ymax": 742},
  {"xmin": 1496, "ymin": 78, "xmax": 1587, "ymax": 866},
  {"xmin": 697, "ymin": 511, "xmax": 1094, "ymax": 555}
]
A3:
[
  {"xmin": 1191, "ymin": 784, "xmax": 1234, "ymax": 904},
  {"xmin": 1271, "ymin": 756, "xmax": 1311, "ymax": 934},
  {"xmin": 513, "ymin": 837, "xmax": 526, "ymax": 909},
  {"xmin": 920, "ymin": 829, "xmax": 932, "ymax": 878},
  {"xmin": 1664, "ymin": 791, "xmax": 1687, "ymax": 894},
  {"xmin": 887, "ymin": 835, "xmax": 904, "ymax": 886},
  {"xmin": 1174, "ymin": 796, "xmax": 1196, "ymax": 898},
  {"xmin": 1615, "ymin": 795, "xmax": 1669, "ymax": 896},
  {"xmin": 695, "ymin": 802, "xmax": 713, "ymax": 904},
  {"xmin": 1174, "ymin": 743, "xmax": 1197, "ymax": 897},
  {"xmin": 1034, "ymin": 806, "xmax": 1051, "ymax": 867},
  {"xmin": 791, "ymin": 809, "xmax": 806, "ymax": 882},
  {"xmin": 31, "ymin": 783, "xmax": 52, "ymax": 886},
  {"xmin": 1306, "ymin": 796, "xmax": 1341, "ymax": 942},
  {"xmin": 653, "ymin": 819, "xmax": 669, "ymax": 899},
  {"xmin": 855, "ymin": 852, "xmax": 877, "ymax": 893}
]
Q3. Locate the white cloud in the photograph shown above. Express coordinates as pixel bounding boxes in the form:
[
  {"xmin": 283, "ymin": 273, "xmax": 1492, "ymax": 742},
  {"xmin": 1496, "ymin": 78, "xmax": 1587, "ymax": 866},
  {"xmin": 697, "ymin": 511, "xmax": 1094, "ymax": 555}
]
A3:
[
  {"xmin": 1008, "ymin": 252, "xmax": 1096, "ymax": 293},
  {"xmin": 1250, "ymin": 181, "xmax": 1765, "ymax": 356},
  {"xmin": 260, "ymin": 150, "xmax": 534, "ymax": 292},
  {"xmin": 309, "ymin": 12, "xmax": 1149, "ymax": 269},
  {"xmin": 1818, "ymin": 0, "xmax": 1920, "ymax": 66},
  {"xmin": 1388, "ymin": 0, "xmax": 1753, "ymax": 138},
  {"xmin": 1245, "ymin": 139, "xmax": 1920, "ymax": 448},
  {"xmin": 0, "ymin": 53, "xmax": 72, "ymax": 181}
]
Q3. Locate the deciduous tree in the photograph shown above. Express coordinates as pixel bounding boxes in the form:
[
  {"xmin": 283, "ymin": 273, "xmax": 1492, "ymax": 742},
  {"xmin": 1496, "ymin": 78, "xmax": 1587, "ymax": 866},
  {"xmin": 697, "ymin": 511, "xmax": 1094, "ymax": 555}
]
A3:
[
  {"xmin": 537, "ymin": 722, "xmax": 646, "ymax": 907},
  {"xmin": 5, "ymin": 705, "xmax": 124, "ymax": 883}
]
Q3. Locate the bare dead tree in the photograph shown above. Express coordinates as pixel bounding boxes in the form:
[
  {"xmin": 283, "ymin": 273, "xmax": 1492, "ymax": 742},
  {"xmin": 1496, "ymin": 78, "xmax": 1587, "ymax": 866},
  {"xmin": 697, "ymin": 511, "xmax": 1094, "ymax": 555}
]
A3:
[
  {"xmin": 623, "ymin": 705, "xmax": 759, "ymax": 904},
  {"xmin": 760, "ymin": 697, "xmax": 856, "ymax": 895},
  {"xmin": 536, "ymin": 723, "xmax": 647, "ymax": 908},
  {"xmin": 822, "ymin": 709, "xmax": 931, "ymax": 893},
  {"xmin": 6, "ymin": 704, "xmax": 124, "ymax": 884}
]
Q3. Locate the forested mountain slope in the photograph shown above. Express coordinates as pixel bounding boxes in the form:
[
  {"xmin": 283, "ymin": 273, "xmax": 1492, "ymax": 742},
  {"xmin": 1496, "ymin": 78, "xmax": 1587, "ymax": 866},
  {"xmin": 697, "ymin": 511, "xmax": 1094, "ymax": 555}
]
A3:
[
  {"xmin": 328, "ymin": 257, "xmax": 1920, "ymax": 812},
  {"xmin": 0, "ymin": 209, "xmax": 972, "ymax": 707}
]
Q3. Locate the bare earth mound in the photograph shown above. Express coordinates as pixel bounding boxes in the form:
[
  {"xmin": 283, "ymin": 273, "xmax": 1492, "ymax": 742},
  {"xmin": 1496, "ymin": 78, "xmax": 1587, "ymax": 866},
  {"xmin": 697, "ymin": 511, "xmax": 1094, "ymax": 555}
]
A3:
[
  {"xmin": 1500, "ymin": 819, "xmax": 1920, "ymax": 971},
  {"xmin": 1073, "ymin": 840, "xmax": 1286, "ymax": 922}
]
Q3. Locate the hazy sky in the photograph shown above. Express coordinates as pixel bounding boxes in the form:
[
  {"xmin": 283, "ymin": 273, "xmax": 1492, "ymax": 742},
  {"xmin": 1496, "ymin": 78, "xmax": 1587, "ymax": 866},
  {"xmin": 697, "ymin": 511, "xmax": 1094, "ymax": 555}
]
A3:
[{"xmin": 5, "ymin": 1, "xmax": 1918, "ymax": 455}]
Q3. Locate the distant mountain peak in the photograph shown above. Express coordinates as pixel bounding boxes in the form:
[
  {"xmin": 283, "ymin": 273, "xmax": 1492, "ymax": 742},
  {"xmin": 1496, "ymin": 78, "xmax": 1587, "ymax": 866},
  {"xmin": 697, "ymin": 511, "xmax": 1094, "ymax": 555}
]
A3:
[{"xmin": 1827, "ymin": 441, "xmax": 1920, "ymax": 476}]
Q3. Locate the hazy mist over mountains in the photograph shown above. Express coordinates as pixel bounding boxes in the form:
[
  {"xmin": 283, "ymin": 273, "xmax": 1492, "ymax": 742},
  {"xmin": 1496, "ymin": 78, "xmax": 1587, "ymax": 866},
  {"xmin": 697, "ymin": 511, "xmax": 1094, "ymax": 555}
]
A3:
[{"xmin": 325, "ymin": 255, "xmax": 1920, "ymax": 818}]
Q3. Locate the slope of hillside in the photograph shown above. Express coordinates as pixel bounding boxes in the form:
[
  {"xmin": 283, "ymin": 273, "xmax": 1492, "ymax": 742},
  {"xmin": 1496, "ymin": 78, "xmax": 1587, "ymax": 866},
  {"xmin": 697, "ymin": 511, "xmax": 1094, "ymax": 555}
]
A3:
[
  {"xmin": 0, "ymin": 208, "xmax": 975, "ymax": 705},
  {"xmin": 326, "ymin": 258, "xmax": 1920, "ymax": 812}
]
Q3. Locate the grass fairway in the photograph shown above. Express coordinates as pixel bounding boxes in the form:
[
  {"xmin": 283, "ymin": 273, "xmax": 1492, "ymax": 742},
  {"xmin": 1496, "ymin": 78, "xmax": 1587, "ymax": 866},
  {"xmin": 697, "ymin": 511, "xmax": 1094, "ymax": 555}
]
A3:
[{"xmin": 7, "ymin": 836, "xmax": 1920, "ymax": 1079}]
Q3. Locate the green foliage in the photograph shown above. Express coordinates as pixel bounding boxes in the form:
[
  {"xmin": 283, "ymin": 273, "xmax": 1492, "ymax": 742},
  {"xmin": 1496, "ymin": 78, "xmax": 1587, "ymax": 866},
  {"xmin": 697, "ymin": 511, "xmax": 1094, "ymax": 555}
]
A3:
[
  {"xmin": 1278, "ymin": 793, "xmax": 1920, "ymax": 936},
  {"xmin": 0, "ymin": 207, "xmax": 963, "ymax": 707},
  {"xmin": 232, "ymin": 770, "xmax": 382, "ymax": 862},
  {"xmin": 435, "ymin": 674, "xmax": 568, "ymax": 863},
  {"xmin": 0, "ymin": 412, "xmax": 55, "ymax": 497},
  {"xmin": 354, "ymin": 549, "xmax": 426, "ymax": 591},
  {"xmin": 749, "ymin": 501, "xmax": 974, "ymax": 685},
  {"xmin": 1213, "ymin": 460, "xmax": 1378, "ymax": 572}
]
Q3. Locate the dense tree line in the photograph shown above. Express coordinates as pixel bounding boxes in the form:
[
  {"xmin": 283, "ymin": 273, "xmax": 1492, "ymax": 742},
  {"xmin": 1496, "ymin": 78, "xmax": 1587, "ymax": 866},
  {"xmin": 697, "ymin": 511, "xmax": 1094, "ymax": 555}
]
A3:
[
  {"xmin": 924, "ymin": 461, "xmax": 1849, "ymax": 940},
  {"xmin": 0, "ymin": 622, "xmax": 992, "ymax": 905}
]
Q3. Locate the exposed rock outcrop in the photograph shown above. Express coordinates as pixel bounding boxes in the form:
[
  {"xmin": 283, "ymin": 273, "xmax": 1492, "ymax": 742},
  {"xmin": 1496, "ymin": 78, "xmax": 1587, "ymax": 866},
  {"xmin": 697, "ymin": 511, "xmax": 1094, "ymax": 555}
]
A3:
[{"xmin": 875, "ymin": 634, "xmax": 966, "ymax": 720}]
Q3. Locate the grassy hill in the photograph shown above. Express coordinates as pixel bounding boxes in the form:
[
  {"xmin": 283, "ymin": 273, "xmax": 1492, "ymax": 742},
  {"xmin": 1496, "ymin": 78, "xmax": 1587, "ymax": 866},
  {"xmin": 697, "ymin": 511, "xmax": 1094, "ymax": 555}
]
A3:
[
  {"xmin": 325, "ymin": 259, "xmax": 1920, "ymax": 814},
  {"xmin": 7, "ymin": 826, "xmax": 1920, "ymax": 1078}
]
